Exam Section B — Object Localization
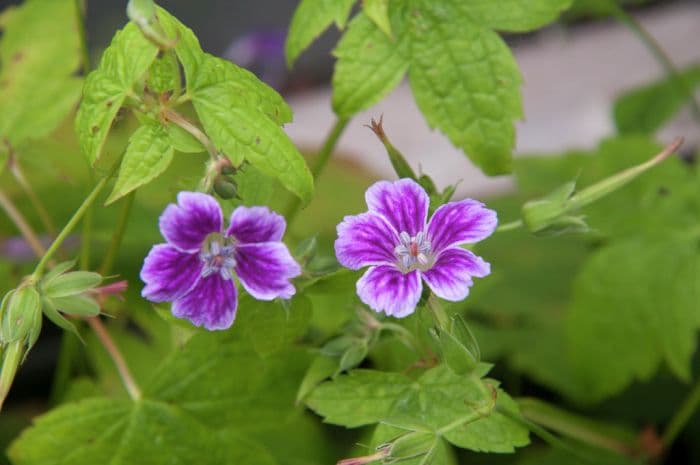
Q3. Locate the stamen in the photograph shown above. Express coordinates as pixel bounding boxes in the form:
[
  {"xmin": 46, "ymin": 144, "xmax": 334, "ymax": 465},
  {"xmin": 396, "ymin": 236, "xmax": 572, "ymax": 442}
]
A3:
[
  {"xmin": 394, "ymin": 231, "xmax": 433, "ymax": 273},
  {"xmin": 200, "ymin": 235, "xmax": 237, "ymax": 280}
]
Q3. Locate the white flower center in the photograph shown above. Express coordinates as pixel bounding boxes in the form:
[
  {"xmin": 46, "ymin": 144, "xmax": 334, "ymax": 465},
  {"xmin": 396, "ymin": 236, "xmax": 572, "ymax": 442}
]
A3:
[
  {"xmin": 200, "ymin": 235, "xmax": 237, "ymax": 280},
  {"xmin": 394, "ymin": 231, "xmax": 433, "ymax": 273}
]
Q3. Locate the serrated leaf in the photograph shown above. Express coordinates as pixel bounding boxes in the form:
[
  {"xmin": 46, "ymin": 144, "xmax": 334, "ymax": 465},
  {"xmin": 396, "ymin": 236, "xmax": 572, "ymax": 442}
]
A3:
[
  {"xmin": 614, "ymin": 65, "xmax": 700, "ymax": 135},
  {"xmin": 0, "ymin": 0, "xmax": 82, "ymax": 146},
  {"xmin": 363, "ymin": 0, "xmax": 391, "ymax": 37},
  {"xmin": 146, "ymin": 50, "xmax": 181, "ymax": 94},
  {"xmin": 106, "ymin": 123, "xmax": 174, "ymax": 204},
  {"xmin": 332, "ymin": 11, "xmax": 409, "ymax": 117},
  {"xmin": 567, "ymin": 237, "xmax": 700, "ymax": 402},
  {"xmin": 408, "ymin": 0, "xmax": 522, "ymax": 175},
  {"xmin": 307, "ymin": 366, "xmax": 529, "ymax": 453},
  {"xmin": 285, "ymin": 0, "xmax": 357, "ymax": 66},
  {"xmin": 464, "ymin": 0, "xmax": 573, "ymax": 32},
  {"xmin": 75, "ymin": 22, "xmax": 159, "ymax": 165}
]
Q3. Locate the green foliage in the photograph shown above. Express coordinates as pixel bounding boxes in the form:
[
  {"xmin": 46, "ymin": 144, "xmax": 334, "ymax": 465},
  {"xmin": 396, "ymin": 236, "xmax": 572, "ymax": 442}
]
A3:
[
  {"xmin": 307, "ymin": 365, "xmax": 529, "ymax": 453},
  {"xmin": 285, "ymin": 0, "xmax": 357, "ymax": 66},
  {"xmin": 106, "ymin": 123, "xmax": 174, "ymax": 204},
  {"xmin": 0, "ymin": 0, "xmax": 82, "ymax": 147},
  {"xmin": 614, "ymin": 65, "xmax": 700, "ymax": 135},
  {"xmin": 362, "ymin": 0, "xmax": 392, "ymax": 37},
  {"xmin": 75, "ymin": 22, "xmax": 158, "ymax": 166}
]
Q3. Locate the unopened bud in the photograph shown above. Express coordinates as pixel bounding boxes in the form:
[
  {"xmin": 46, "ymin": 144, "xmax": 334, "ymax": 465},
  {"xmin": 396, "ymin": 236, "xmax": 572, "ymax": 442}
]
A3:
[
  {"xmin": 213, "ymin": 176, "xmax": 238, "ymax": 199},
  {"xmin": 1, "ymin": 286, "xmax": 42, "ymax": 348},
  {"xmin": 41, "ymin": 270, "xmax": 102, "ymax": 299}
]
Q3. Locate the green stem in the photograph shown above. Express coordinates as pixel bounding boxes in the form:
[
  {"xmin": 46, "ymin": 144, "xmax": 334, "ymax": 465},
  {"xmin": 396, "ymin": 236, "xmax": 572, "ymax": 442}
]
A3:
[
  {"xmin": 662, "ymin": 377, "xmax": 700, "ymax": 448},
  {"xmin": 612, "ymin": 3, "xmax": 700, "ymax": 123},
  {"xmin": 99, "ymin": 192, "xmax": 135, "ymax": 275},
  {"xmin": 32, "ymin": 167, "xmax": 116, "ymax": 279},
  {"xmin": 163, "ymin": 108, "xmax": 218, "ymax": 160},
  {"xmin": 495, "ymin": 219, "xmax": 523, "ymax": 233},
  {"xmin": 284, "ymin": 117, "xmax": 350, "ymax": 224},
  {"xmin": 73, "ymin": 0, "xmax": 90, "ymax": 75},
  {"xmin": 80, "ymin": 202, "xmax": 94, "ymax": 270},
  {"xmin": 0, "ymin": 341, "xmax": 23, "ymax": 411},
  {"xmin": 8, "ymin": 157, "xmax": 56, "ymax": 236}
]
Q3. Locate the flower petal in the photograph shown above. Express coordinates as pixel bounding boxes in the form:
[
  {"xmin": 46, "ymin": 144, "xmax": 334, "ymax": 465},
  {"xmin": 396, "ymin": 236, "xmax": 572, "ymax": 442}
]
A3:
[
  {"xmin": 335, "ymin": 212, "xmax": 399, "ymax": 270},
  {"xmin": 140, "ymin": 244, "xmax": 202, "ymax": 302},
  {"xmin": 422, "ymin": 248, "xmax": 490, "ymax": 301},
  {"xmin": 365, "ymin": 179, "xmax": 428, "ymax": 236},
  {"xmin": 172, "ymin": 274, "xmax": 238, "ymax": 330},
  {"xmin": 159, "ymin": 192, "xmax": 223, "ymax": 252},
  {"xmin": 235, "ymin": 243, "xmax": 301, "ymax": 300},
  {"xmin": 227, "ymin": 206, "xmax": 286, "ymax": 244},
  {"xmin": 357, "ymin": 266, "xmax": 422, "ymax": 318},
  {"xmin": 427, "ymin": 199, "xmax": 497, "ymax": 252}
]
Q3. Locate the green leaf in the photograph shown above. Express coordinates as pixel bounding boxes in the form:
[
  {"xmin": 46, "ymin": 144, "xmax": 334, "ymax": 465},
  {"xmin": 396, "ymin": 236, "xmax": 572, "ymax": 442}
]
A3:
[
  {"xmin": 75, "ymin": 22, "xmax": 159, "ymax": 165},
  {"xmin": 146, "ymin": 50, "xmax": 181, "ymax": 94},
  {"xmin": 408, "ymin": 0, "xmax": 522, "ymax": 175},
  {"xmin": 370, "ymin": 424, "xmax": 458, "ymax": 465},
  {"xmin": 306, "ymin": 370, "xmax": 411, "ymax": 427},
  {"xmin": 566, "ymin": 237, "xmax": 700, "ymax": 402},
  {"xmin": 307, "ymin": 366, "xmax": 529, "ymax": 453},
  {"xmin": 190, "ymin": 54, "xmax": 313, "ymax": 202},
  {"xmin": 613, "ymin": 65, "xmax": 700, "ymax": 135},
  {"xmin": 363, "ymin": 0, "xmax": 391, "ymax": 37},
  {"xmin": 464, "ymin": 0, "xmax": 573, "ymax": 32},
  {"xmin": 0, "ymin": 0, "xmax": 82, "ymax": 146},
  {"xmin": 332, "ymin": 11, "xmax": 409, "ymax": 118},
  {"xmin": 167, "ymin": 124, "xmax": 205, "ymax": 153},
  {"xmin": 285, "ymin": 0, "xmax": 357, "ymax": 66},
  {"xmin": 106, "ymin": 123, "xmax": 174, "ymax": 204},
  {"xmin": 153, "ymin": 7, "xmax": 203, "ymax": 82}
]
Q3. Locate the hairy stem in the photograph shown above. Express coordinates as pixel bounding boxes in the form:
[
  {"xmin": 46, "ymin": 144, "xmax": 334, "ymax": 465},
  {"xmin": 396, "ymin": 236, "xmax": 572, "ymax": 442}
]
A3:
[
  {"xmin": 284, "ymin": 117, "xmax": 350, "ymax": 224},
  {"xmin": 662, "ymin": 377, "xmax": 700, "ymax": 449},
  {"xmin": 86, "ymin": 316, "xmax": 141, "ymax": 400},
  {"xmin": 0, "ymin": 189, "xmax": 47, "ymax": 257},
  {"xmin": 612, "ymin": 4, "xmax": 700, "ymax": 123},
  {"xmin": 163, "ymin": 108, "xmax": 219, "ymax": 160},
  {"xmin": 99, "ymin": 192, "xmax": 135, "ymax": 275}
]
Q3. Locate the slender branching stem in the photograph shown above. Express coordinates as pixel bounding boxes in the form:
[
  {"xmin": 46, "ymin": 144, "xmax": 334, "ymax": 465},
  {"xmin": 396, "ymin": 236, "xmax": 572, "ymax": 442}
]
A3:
[
  {"xmin": 86, "ymin": 316, "xmax": 141, "ymax": 400},
  {"xmin": 284, "ymin": 117, "xmax": 350, "ymax": 224},
  {"xmin": 99, "ymin": 192, "xmax": 135, "ymax": 275},
  {"xmin": 495, "ymin": 219, "xmax": 523, "ymax": 233},
  {"xmin": 0, "ymin": 189, "xmax": 47, "ymax": 258}
]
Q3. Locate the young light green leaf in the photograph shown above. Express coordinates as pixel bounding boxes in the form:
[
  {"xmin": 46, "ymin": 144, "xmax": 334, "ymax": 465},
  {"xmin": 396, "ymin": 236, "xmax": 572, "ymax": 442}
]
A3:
[
  {"xmin": 106, "ymin": 123, "xmax": 174, "ymax": 204},
  {"xmin": 362, "ymin": 0, "xmax": 391, "ymax": 37},
  {"xmin": 75, "ymin": 22, "xmax": 159, "ymax": 165},
  {"xmin": 146, "ymin": 51, "xmax": 181, "ymax": 94},
  {"xmin": 614, "ymin": 65, "xmax": 700, "ymax": 135},
  {"xmin": 566, "ymin": 237, "xmax": 700, "ymax": 402},
  {"xmin": 0, "ymin": 0, "xmax": 82, "ymax": 146},
  {"xmin": 408, "ymin": 0, "xmax": 522, "ymax": 175},
  {"xmin": 332, "ymin": 11, "xmax": 409, "ymax": 118},
  {"xmin": 464, "ymin": 0, "xmax": 573, "ymax": 32},
  {"xmin": 42, "ymin": 271, "xmax": 102, "ymax": 299},
  {"xmin": 285, "ymin": 0, "xmax": 357, "ymax": 66},
  {"xmin": 153, "ymin": 6, "xmax": 204, "ymax": 82}
]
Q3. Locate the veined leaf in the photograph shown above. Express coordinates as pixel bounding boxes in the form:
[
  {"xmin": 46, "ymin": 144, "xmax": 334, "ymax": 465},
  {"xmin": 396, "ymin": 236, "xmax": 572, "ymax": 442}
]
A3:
[
  {"xmin": 285, "ymin": 0, "xmax": 357, "ymax": 67},
  {"xmin": 408, "ymin": 0, "xmax": 522, "ymax": 175},
  {"xmin": 362, "ymin": 0, "xmax": 391, "ymax": 37},
  {"xmin": 464, "ymin": 0, "xmax": 573, "ymax": 32},
  {"xmin": 0, "ymin": 0, "xmax": 82, "ymax": 146},
  {"xmin": 106, "ymin": 123, "xmax": 174, "ymax": 204},
  {"xmin": 75, "ymin": 22, "xmax": 159, "ymax": 165},
  {"xmin": 332, "ymin": 11, "xmax": 409, "ymax": 118}
]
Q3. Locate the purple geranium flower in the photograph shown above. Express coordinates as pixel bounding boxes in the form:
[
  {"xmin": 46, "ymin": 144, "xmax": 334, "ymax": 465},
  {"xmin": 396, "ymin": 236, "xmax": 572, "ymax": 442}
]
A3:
[
  {"xmin": 140, "ymin": 192, "xmax": 301, "ymax": 330},
  {"xmin": 335, "ymin": 179, "xmax": 497, "ymax": 317}
]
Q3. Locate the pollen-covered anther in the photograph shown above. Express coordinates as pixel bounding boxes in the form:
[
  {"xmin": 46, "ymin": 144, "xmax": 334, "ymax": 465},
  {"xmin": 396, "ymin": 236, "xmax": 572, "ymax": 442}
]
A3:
[{"xmin": 395, "ymin": 231, "xmax": 433, "ymax": 272}]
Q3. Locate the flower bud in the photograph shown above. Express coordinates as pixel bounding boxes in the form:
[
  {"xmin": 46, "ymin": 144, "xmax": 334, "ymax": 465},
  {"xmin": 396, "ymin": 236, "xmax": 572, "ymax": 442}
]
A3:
[
  {"xmin": 1, "ymin": 286, "xmax": 42, "ymax": 349},
  {"xmin": 386, "ymin": 431, "xmax": 437, "ymax": 461},
  {"xmin": 41, "ymin": 270, "xmax": 102, "ymax": 299},
  {"xmin": 339, "ymin": 341, "xmax": 368, "ymax": 372},
  {"xmin": 213, "ymin": 176, "xmax": 238, "ymax": 199}
]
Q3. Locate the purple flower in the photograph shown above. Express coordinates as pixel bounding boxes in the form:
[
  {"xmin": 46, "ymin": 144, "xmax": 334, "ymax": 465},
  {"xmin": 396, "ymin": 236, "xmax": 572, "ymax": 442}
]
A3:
[
  {"xmin": 335, "ymin": 179, "xmax": 497, "ymax": 318},
  {"xmin": 140, "ymin": 192, "xmax": 301, "ymax": 330}
]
